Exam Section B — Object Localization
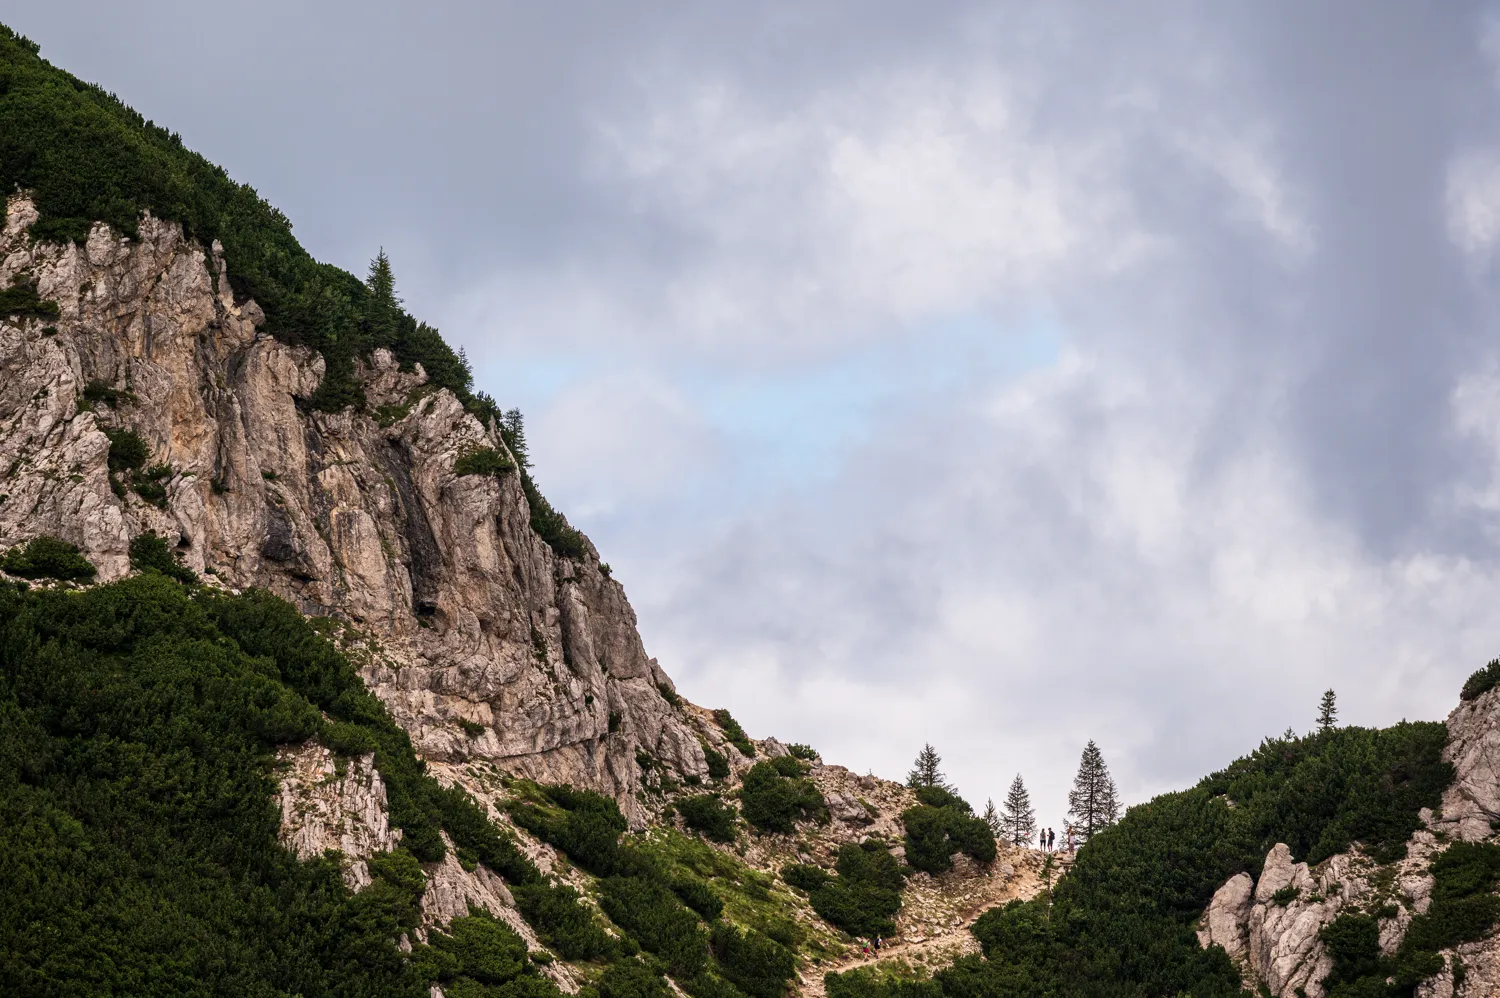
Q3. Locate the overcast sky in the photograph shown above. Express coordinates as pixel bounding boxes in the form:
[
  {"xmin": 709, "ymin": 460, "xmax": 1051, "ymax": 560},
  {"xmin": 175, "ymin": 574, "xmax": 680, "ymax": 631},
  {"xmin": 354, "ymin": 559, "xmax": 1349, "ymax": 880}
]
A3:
[{"xmin": 15, "ymin": 1, "xmax": 1500, "ymax": 823}]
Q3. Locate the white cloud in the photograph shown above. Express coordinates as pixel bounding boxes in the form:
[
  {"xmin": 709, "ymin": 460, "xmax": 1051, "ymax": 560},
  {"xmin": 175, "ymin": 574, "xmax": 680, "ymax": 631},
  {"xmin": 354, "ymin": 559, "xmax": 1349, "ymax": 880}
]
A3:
[{"xmin": 1445, "ymin": 151, "xmax": 1500, "ymax": 255}]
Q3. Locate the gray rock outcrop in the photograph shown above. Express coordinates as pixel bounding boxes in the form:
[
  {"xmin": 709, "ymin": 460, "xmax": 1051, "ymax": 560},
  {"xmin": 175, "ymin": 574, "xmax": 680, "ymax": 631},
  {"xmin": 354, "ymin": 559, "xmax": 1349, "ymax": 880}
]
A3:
[
  {"xmin": 1196, "ymin": 872, "xmax": 1252, "ymax": 962},
  {"xmin": 0, "ymin": 195, "xmax": 708, "ymax": 823},
  {"xmin": 275, "ymin": 743, "xmax": 403, "ymax": 889}
]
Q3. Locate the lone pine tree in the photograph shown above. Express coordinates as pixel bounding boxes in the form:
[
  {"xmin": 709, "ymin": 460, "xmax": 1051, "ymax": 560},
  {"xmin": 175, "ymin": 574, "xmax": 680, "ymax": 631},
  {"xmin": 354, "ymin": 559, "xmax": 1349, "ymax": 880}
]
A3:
[
  {"xmin": 1001, "ymin": 773, "xmax": 1037, "ymax": 847},
  {"xmin": 907, "ymin": 743, "xmax": 949, "ymax": 790},
  {"xmin": 1318, "ymin": 689, "xmax": 1338, "ymax": 732},
  {"xmin": 1067, "ymin": 740, "xmax": 1119, "ymax": 839},
  {"xmin": 363, "ymin": 248, "xmax": 401, "ymax": 343}
]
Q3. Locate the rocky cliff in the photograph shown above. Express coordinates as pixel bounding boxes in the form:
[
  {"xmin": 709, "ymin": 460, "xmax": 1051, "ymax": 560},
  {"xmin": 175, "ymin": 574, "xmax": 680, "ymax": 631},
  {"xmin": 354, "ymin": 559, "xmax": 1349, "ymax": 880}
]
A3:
[{"xmin": 0, "ymin": 193, "xmax": 710, "ymax": 824}]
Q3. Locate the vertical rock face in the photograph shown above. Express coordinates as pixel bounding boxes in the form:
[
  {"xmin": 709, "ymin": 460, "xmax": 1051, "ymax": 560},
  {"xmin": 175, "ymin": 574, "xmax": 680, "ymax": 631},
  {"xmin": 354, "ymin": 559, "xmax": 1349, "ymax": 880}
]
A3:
[
  {"xmin": 275, "ymin": 743, "xmax": 403, "ymax": 889},
  {"xmin": 0, "ymin": 196, "xmax": 707, "ymax": 821},
  {"xmin": 1433, "ymin": 685, "xmax": 1500, "ymax": 843},
  {"xmin": 1196, "ymin": 872, "xmax": 1252, "ymax": 963}
]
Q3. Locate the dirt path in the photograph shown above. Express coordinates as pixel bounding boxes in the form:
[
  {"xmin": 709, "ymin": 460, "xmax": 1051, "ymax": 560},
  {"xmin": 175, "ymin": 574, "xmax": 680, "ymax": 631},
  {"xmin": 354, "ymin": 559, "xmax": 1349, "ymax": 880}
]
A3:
[{"xmin": 796, "ymin": 849, "xmax": 1075, "ymax": 997}]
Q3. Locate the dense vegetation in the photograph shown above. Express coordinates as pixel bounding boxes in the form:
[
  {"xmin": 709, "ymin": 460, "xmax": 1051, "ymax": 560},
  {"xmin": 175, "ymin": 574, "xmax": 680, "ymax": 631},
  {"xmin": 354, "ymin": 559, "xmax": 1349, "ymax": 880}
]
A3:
[
  {"xmin": 827, "ymin": 721, "xmax": 1453, "ymax": 998},
  {"xmin": 0, "ymin": 535, "xmax": 95, "ymax": 581},
  {"xmin": 678, "ymin": 793, "xmax": 740, "ymax": 843},
  {"xmin": 901, "ymin": 785, "xmax": 996, "ymax": 874},
  {"xmin": 0, "ymin": 570, "xmax": 635, "ymax": 995},
  {"xmin": 784, "ymin": 841, "xmax": 906, "ymax": 939},
  {"xmin": 1461, "ymin": 657, "xmax": 1500, "ymax": 702},
  {"xmin": 739, "ymin": 757, "xmax": 829, "ymax": 834},
  {"xmin": 508, "ymin": 785, "xmax": 798, "ymax": 996}
]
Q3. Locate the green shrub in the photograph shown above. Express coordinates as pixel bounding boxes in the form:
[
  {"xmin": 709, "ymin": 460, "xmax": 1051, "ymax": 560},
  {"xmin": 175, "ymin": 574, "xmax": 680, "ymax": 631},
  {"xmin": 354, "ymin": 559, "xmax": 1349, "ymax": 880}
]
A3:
[
  {"xmin": 598, "ymin": 877, "xmax": 709, "ymax": 978},
  {"xmin": 104, "ymin": 426, "xmax": 148, "ymax": 471},
  {"xmin": 1271, "ymin": 885, "xmax": 1300, "ymax": 906},
  {"xmin": 509, "ymin": 785, "xmax": 628, "ymax": 876},
  {"xmin": 769, "ymin": 755, "xmax": 808, "ymax": 778},
  {"xmin": 82, "ymin": 380, "xmax": 133, "ymax": 408},
  {"xmin": 682, "ymin": 972, "xmax": 752, "ymax": 998},
  {"xmin": 740, "ymin": 761, "xmax": 829, "ymax": 834},
  {"xmin": 787, "ymin": 743, "xmax": 818, "ymax": 761},
  {"xmin": 512, "ymin": 881, "xmax": 617, "ymax": 961},
  {"xmin": 599, "ymin": 961, "xmax": 673, "ymax": 998},
  {"xmin": 902, "ymin": 797, "xmax": 995, "ymax": 874},
  {"xmin": 802, "ymin": 842, "xmax": 905, "ymax": 939},
  {"xmin": 0, "ymin": 278, "xmax": 60, "ymax": 319},
  {"xmin": 1320, "ymin": 914, "xmax": 1381, "ymax": 988},
  {"xmin": 709, "ymin": 923, "xmax": 796, "ymax": 998},
  {"xmin": 458, "ymin": 718, "xmax": 486, "ymax": 737},
  {"xmin": 670, "ymin": 871, "xmax": 724, "ymax": 920},
  {"xmin": 824, "ymin": 966, "xmax": 943, "ymax": 998},
  {"xmin": 712, "ymin": 709, "xmax": 756, "ymax": 757},
  {"xmin": 1461, "ymin": 659, "xmax": 1500, "ymax": 701},
  {"xmin": 913, "ymin": 785, "xmax": 970, "ymax": 811},
  {"xmin": 704, "ymin": 746, "xmax": 731, "ymax": 781},
  {"xmin": 128, "ymin": 530, "xmax": 197, "ymax": 583},
  {"xmin": 412, "ymin": 908, "xmax": 566, "ymax": 997},
  {"xmin": 678, "ymin": 794, "xmax": 739, "ymax": 844},
  {"xmin": 454, "ymin": 445, "xmax": 515, "ymax": 478},
  {"xmin": 657, "ymin": 683, "xmax": 681, "ymax": 708},
  {"xmin": 130, "ymin": 461, "xmax": 173, "ymax": 506},
  {"xmin": 0, "ymin": 535, "xmax": 96, "ymax": 580},
  {"xmin": 782, "ymin": 864, "xmax": 832, "ymax": 892}
]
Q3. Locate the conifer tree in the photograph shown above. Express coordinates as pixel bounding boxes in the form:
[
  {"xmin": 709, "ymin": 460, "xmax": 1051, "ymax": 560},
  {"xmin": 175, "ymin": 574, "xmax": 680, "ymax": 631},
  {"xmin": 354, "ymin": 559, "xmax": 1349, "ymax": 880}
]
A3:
[
  {"xmin": 1067, "ymin": 740, "xmax": 1119, "ymax": 839},
  {"xmin": 906, "ymin": 743, "xmax": 948, "ymax": 790},
  {"xmin": 1001, "ymin": 773, "xmax": 1037, "ymax": 846},
  {"xmin": 1318, "ymin": 689, "xmax": 1338, "ymax": 732},
  {"xmin": 501, "ymin": 408, "xmax": 530, "ymax": 468},
  {"xmin": 982, "ymin": 798, "xmax": 1002, "ymax": 838},
  {"xmin": 364, "ymin": 248, "xmax": 402, "ymax": 345}
]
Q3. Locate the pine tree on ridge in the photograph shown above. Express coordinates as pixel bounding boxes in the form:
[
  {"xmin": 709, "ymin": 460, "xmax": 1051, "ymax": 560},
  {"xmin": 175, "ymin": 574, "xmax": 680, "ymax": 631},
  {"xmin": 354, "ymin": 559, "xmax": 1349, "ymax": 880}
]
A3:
[
  {"xmin": 1067, "ymin": 740, "xmax": 1119, "ymax": 840},
  {"xmin": 1318, "ymin": 689, "xmax": 1338, "ymax": 732},
  {"xmin": 1001, "ymin": 773, "xmax": 1037, "ymax": 847},
  {"xmin": 907, "ymin": 743, "xmax": 949, "ymax": 790}
]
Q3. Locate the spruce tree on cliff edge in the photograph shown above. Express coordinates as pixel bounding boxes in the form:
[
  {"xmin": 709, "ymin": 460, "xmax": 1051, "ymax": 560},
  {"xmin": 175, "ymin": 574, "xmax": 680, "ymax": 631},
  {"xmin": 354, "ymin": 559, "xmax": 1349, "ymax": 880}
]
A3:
[{"xmin": 1067, "ymin": 740, "xmax": 1119, "ymax": 839}]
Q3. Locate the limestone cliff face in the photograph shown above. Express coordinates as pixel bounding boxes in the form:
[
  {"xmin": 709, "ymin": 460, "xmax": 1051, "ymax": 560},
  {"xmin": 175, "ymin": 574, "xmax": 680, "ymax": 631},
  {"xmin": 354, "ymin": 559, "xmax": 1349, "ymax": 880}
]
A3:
[
  {"xmin": 0, "ymin": 195, "xmax": 707, "ymax": 822},
  {"xmin": 1197, "ymin": 686, "xmax": 1500, "ymax": 998}
]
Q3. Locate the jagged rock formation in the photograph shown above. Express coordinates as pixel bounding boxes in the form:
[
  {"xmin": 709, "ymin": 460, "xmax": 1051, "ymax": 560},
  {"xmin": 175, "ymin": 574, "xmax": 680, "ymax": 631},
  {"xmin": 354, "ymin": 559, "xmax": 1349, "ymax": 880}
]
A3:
[
  {"xmin": 275, "ymin": 743, "xmax": 403, "ymax": 889},
  {"xmin": 0, "ymin": 195, "xmax": 708, "ymax": 823},
  {"xmin": 1198, "ymin": 686, "xmax": 1500, "ymax": 998}
]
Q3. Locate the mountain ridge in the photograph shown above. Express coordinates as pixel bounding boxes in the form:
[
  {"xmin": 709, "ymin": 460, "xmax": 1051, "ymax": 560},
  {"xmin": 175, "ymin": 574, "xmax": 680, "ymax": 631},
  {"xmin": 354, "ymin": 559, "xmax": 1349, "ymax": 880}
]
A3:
[{"xmin": 5, "ymin": 20, "xmax": 1500, "ymax": 998}]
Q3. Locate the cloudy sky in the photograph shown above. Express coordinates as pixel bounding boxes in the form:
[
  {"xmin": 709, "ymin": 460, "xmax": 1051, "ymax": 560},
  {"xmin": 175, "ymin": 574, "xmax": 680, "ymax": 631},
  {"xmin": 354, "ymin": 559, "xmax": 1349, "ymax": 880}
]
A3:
[{"xmin": 15, "ymin": 1, "xmax": 1500, "ymax": 822}]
